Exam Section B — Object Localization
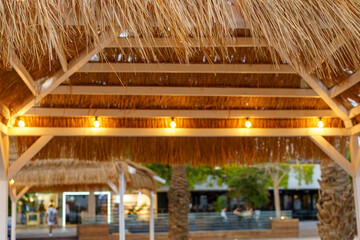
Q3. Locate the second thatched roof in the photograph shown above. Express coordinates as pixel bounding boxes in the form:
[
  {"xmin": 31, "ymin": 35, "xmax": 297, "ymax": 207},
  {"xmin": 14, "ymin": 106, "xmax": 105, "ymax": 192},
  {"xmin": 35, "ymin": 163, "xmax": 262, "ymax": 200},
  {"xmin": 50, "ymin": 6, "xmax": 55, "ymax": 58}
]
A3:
[{"xmin": 13, "ymin": 159, "xmax": 158, "ymax": 193}]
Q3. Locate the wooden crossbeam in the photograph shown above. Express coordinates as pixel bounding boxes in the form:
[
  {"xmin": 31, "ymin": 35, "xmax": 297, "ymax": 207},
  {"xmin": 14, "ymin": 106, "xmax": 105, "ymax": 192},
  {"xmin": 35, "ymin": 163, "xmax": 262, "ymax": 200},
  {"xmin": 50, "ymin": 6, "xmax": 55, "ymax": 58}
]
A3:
[
  {"xmin": 309, "ymin": 135, "xmax": 354, "ymax": 176},
  {"xmin": 350, "ymin": 105, "xmax": 360, "ymax": 118},
  {"xmin": 9, "ymin": 184, "xmax": 34, "ymax": 202},
  {"xmin": 0, "ymin": 102, "xmax": 10, "ymax": 120},
  {"xmin": 14, "ymin": 31, "xmax": 115, "ymax": 118},
  {"xmin": 107, "ymin": 180, "xmax": 119, "ymax": 194},
  {"xmin": 107, "ymin": 37, "xmax": 266, "ymax": 48},
  {"xmin": 276, "ymin": 54, "xmax": 352, "ymax": 127},
  {"xmin": 78, "ymin": 63, "xmax": 296, "ymax": 74},
  {"xmin": 25, "ymin": 108, "xmax": 337, "ymax": 119},
  {"xmin": 52, "ymin": 86, "xmax": 319, "ymax": 98},
  {"xmin": 350, "ymin": 135, "xmax": 360, "ymax": 176},
  {"xmin": 7, "ymin": 136, "xmax": 53, "ymax": 179},
  {"xmin": 330, "ymin": 71, "xmax": 360, "ymax": 98},
  {"xmin": 7, "ymin": 127, "xmax": 350, "ymax": 137},
  {"xmin": 10, "ymin": 54, "xmax": 38, "ymax": 96}
]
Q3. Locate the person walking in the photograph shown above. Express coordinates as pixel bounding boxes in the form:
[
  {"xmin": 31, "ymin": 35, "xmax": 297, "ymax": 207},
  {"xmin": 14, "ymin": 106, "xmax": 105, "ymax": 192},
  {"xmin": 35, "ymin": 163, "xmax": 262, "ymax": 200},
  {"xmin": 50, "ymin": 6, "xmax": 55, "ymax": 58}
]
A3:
[
  {"xmin": 39, "ymin": 201, "xmax": 45, "ymax": 225},
  {"xmin": 46, "ymin": 204, "xmax": 57, "ymax": 236}
]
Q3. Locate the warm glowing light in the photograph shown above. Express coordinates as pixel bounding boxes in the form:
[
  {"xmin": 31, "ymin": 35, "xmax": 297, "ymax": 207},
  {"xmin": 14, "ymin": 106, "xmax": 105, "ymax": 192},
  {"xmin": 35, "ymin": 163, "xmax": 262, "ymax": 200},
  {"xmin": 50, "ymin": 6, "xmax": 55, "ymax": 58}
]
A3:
[
  {"xmin": 9, "ymin": 179, "xmax": 14, "ymax": 185},
  {"xmin": 281, "ymin": 216, "xmax": 285, "ymax": 220},
  {"xmin": 18, "ymin": 120, "xmax": 25, "ymax": 128},
  {"xmin": 94, "ymin": 117, "xmax": 100, "ymax": 128},
  {"xmin": 245, "ymin": 120, "xmax": 252, "ymax": 128},
  {"xmin": 317, "ymin": 119, "xmax": 324, "ymax": 128},
  {"xmin": 170, "ymin": 119, "xmax": 176, "ymax": 128}
]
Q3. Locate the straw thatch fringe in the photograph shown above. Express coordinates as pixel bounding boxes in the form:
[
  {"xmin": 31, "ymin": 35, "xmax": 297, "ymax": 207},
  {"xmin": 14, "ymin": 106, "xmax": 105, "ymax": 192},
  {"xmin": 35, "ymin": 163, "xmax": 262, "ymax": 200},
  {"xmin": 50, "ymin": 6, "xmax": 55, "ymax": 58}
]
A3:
[
  {"xmin": 1, "ymin": 0, "xmax": 358, "ymax": 83},
  {"xmin": 39, "ymin": 95, "xmax": 330, "ymax": 110},
  {"xmin": 336, "ymin": 83, "xmax": 360, "ymax": 111},
  {"xmin": 239, "ymin": 0, "xmax": 360, "ymax": 84},
  {"xmin": 0, "ymin": 0, "xmax": 238, "ymax": 69},
  {"xmin": 14, "ymin": 159, "xmax": 157, "ymax": 192},
  {"xmin": 19, "ymin": 116, "xmax": 344, "ymax": 129},
  {"xmin": 14, "ymin": 136, "xmax": 346, "ymax": 166}
]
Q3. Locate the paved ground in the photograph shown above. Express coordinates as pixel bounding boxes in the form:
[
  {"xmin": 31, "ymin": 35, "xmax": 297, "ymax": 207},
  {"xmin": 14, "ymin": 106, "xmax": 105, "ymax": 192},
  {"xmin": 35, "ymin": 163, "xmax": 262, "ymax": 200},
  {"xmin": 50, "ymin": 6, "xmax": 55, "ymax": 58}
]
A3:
[{"xmin": 14, "ymin": 221, "xmax": 358, "ymax": 240}]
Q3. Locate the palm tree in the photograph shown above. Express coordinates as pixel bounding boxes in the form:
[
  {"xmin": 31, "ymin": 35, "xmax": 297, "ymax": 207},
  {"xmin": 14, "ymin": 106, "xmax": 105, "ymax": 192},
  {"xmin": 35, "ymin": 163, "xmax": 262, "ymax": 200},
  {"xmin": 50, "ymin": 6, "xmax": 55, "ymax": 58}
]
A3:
[
  {"xmin": 168, "ymin": 165, "xmax": 190, "ymax": 240},
  {"xmin": 317, "ymin": 158, "xmax": 355, "ymax": 239}
]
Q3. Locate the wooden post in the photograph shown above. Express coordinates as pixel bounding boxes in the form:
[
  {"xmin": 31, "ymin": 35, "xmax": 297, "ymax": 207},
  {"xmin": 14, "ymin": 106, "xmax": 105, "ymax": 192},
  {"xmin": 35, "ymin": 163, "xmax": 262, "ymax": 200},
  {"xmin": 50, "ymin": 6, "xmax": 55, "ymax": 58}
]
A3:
[
  {"xmin": 11, "ymin": 201, "xmax": 16, "ymax": 240},
  {"xmin": 0, "ymin": 180, "xmax": 8, "ymax": 240},
  {"xmin": 149, "ymin": 191, "xmax": 154, "ymax": 240},
  {"xmin": 119, "ymin": 170, "xmax": 126, "ymax": 240},
  {"xmin": 88, "ymin": 191, "xmax": 96, "ymax": 218}
]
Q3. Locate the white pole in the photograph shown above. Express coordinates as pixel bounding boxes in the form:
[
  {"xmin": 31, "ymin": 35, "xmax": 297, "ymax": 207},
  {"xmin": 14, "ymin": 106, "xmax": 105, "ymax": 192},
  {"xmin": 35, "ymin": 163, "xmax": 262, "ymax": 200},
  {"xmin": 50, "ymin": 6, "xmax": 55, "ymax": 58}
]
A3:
[
  {"xmin": 11, "ymin": 201, "xmax": 16, "ymax": 240},
  {"xmin": 149, "ymin": 191, "xmax": 154, "ymax": 240},
  {"xmin": 0, "ymin": 179, "xmax": 8, "ymax": 240},
  {"xmin": 119, "ymin": 170, "xmax": 126, "ymax": 240}
]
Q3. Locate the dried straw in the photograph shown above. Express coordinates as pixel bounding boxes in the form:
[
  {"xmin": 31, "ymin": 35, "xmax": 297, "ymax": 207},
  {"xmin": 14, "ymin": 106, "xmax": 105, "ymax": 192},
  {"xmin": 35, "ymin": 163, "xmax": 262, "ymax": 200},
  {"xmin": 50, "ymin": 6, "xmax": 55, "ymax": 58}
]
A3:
[{"xmin": 14, "ymin": 136, "xmax": 341, "ymax": 166}]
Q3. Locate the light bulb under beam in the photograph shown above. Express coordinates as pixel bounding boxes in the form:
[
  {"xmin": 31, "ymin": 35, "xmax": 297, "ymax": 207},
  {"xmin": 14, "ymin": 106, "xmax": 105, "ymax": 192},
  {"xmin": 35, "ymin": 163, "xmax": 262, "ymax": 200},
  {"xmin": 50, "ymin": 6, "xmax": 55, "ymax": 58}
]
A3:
[
  {"xmin": 18, "ymin": 120, "xmax": 25, "ymax": 128},
  {"xmin": 94, "ymin": 117, "xmax": 100, "ymax": 128},
  {"xmin": 245, "ymin": 119, "xmax": 252, "ymax": 128},
  {"xmin": 317, "ymin": 119, "xmax": 324, "ymax": 128},
  {"xmin": 170, "ymin": 118, "xmax": 176, "ymax": 129}
]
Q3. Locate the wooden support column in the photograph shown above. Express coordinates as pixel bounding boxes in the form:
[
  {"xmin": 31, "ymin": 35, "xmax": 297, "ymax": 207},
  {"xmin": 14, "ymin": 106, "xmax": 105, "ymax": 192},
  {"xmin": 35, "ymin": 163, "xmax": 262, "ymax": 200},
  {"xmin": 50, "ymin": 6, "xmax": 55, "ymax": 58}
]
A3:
[
  {"xmin": 119, "ymin": 170, "xmax": 126, "ymax": 240},
  {"xmin": 0, "ymin": 133, "xmax": 9, "ymax": 240},
  {"xmin": 149, "ymin": 191, "xmax": 154, "ymax": 240},
  {"xmin": 9, "ymin": 183, "xmax": 33, "ymax": 240},
  {"xmin": 88, "ymin": 191, "xmax": 96, "ymax": 217}
]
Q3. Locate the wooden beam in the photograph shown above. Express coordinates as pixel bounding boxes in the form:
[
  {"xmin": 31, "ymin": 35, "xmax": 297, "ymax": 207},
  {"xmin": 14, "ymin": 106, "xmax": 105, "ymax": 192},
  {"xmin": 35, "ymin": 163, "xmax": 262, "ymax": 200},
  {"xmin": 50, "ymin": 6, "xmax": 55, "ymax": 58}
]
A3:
[
  {"xmin": 276, "ymin": 54, "xmax": 352, "ymax": 127},
  {"xmin": 0, "ymin": 134, "xmax": 9, "ymax": 179},
  {"xmin": 25, "ymin": 108, "xmax": 337, "ymax": 119},
  {"xmin": 54, "ymin": 45, "xmax": 68, "ymax": 72},
  {"xmin": 10, "ymin": 54, "xmax": 38, "ymax": 96},
  {"xmin": 14, "ymin": 184, "xmax": 34, "ymax": 202},
  {"xmin": 0, "ymin": 102, "xmax": 10, "ymax": 120},
  {"xmin": 349, "ymin": 105, "xmax": 360, "ymax": 118},
  {"xmin": 309, "ymin": 135, "xmax": 354, "ymax": 176},
  {"xmin": 52, "ymin": 86, "xmax": 319, "ymax": 98},
  {"xmin": 353, "ymin": 124, "xmax": 360, "ymax": 135},
  {"xmin": 0, "ymin": 123, "xmax": 8, "ymax": 135},
  {"xmin": 108, "ymin": 37, "xmax": 266, "ymax": 48},
  {"xmin": 7, "ymin": 127, "xmax": 350, "ymax": 137},
  {"xmin": 107, "ymin": 180, "xmax": 119, "ymax": 194},
  {"xmin": 78, "ymin": 63, "xmax": 296, "ymax": 74},
  {"xmin": 330, "ymin": 71, "xmax": 360, "ymax": 98},
  {"xmin": 350, "ymin": 135, "xmax": 360, "ymax": 176},
  {"xmin": 14, "ymin": 31, "xmax": 115, "ymax": 118},
  {"xmin": 7, "ymin": 135, "xmax": 53, "ymax": 179}
]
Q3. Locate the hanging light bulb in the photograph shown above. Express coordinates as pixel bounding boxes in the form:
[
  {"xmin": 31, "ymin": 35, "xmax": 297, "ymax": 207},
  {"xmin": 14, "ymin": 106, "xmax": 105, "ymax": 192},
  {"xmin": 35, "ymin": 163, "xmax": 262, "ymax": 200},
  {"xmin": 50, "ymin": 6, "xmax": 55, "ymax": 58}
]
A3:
[
  {"xmin": 317, "ymin": 118, "xmax": 324, "ymax": 128},
  {"xmin": 9, "ymin": 179, "xmax": 14, "ymax": 185},
  {"xmin": 170, "ymin": 118, "xmax": 176, "ymax": 129},
  {"xmin": 18, "ymin": 119, "xmax": 25, "ymax": 128},
  {"xmin": 245, "ymin": 119, "xmax": 252, "ymax": 128},
  {"xmin": 94, "ymin": 117, "xmax": 100, "ymax": 128}
]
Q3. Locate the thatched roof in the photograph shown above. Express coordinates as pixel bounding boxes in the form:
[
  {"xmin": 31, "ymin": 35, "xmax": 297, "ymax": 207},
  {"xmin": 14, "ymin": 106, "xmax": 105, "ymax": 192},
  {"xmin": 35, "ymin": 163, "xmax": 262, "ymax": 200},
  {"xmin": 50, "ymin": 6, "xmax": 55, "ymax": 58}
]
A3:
[
  {"xmin": 1, "ymin": 1, "xmax": 359, "ymax": 168},
  {"xmin": 13, "ymin": 159, "xmax": 157, "ymax": 192}
]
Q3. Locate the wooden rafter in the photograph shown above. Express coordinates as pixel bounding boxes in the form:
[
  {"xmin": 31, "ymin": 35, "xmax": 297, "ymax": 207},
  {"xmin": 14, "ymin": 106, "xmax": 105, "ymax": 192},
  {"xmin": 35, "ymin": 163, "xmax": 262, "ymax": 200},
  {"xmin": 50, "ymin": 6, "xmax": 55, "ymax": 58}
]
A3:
[
  {"xmin": 330, "ymin": 71, "xmax": 360, "ymax": 98},
  {"xmin": 350, "ymin": 105, "xmax": 360, "ymax": 118},
  {"xmin": 54, "ymin": 45, "xmax": 68, "ymax": 72},
  {"xmin": 309, "ymin": 135, "xmax": 354, "ymax": 176},
  {"xmin": 14, "ymin": 31, "xmax": 115, "ymax": 118},
  {"xmin": 52, "ymin": 86, "xmax": 319, "ymax": 98},
  {"xmin": 10, "ymin": 54, "xmax": 38, "ymax": 96},
  {"xmin": 7, "ymin": 135, "xmax": 53, "ymax": 179},
  {"xmin": 7, "ymin": 127, "xmax": 350, "ymax": 137},
  {"xmin": 0, "ymin": 123, "xmax": 7, "ymax": 135},
  {"xmin": 78, "ymin": 63, "xmax": 296, "ymax": 74},
  {"xmin": 25, "ymin": 108, "xmax": 337, "ymax": 119},
  {"xmin": 275, "ymin": 54, "xmax": 352, "ymax": 127}
]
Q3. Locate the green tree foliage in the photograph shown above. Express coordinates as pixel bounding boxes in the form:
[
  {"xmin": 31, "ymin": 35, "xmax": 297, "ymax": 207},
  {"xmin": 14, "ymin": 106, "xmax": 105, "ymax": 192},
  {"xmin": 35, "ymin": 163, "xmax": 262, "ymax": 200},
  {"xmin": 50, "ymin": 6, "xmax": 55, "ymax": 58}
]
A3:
[
  {"xmin": 212, "ymin": 195, "xmax": 228, "ymax": 212},
  {"xmin": 292, "ymin": 164, "xmax": 315, "ymax": 186},
  {"xmin": 226, "ymin": 167, "xmax": 270, "ymax": 209}
]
